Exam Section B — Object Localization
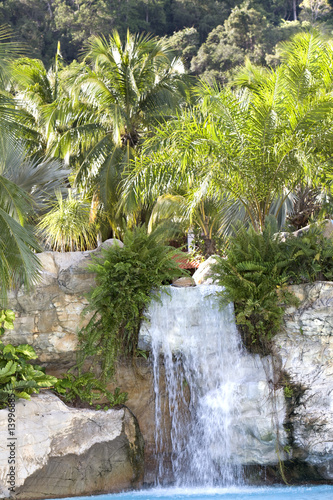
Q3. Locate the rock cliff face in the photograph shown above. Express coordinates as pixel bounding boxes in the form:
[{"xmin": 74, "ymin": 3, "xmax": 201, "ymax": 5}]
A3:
[
  {"xmin": 273, "ymin": 282, "xmax": 333, "ymax": 480},
  {"xmin": 0, "ymin": 392, "xmax": 144, "ymax": 499},
  {"xmin": 1, "ymin": 243, "xmax": 159, "ymax": 488},
  {"xmin": 2, "ymin": 239, "xmax": 122, "ymax": 369},
  {"xmin": 2, "ymin": 247, "xmax": 333, "ymax": 488}
]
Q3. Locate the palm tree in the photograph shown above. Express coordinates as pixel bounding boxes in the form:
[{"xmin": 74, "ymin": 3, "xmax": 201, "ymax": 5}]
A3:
[
  {"xmin": 0, "ymin": 134, "xmax": 40, "ymax": 301},
  {"xmin": 11, "ymin": 43, "xmax": 79, "ymax": 158},
  {"xmin": 0, "ymin": 133, "xmax": 68, "ymax": 300},
  {"xmin": 121, "ymin": 31, "xmax": 333, "ymax": 237},
  {"xmin": 0, "ymin": 26, "xmax": 34, "ymax": 142},
  {"xmin": 0, "ymin": 28, "xmax": 43, "ymax": 300},
  {"xmin": 37, "ymin": 189, "xmax": 98, "ymax": 252},
  {"xmin": 0, "ymin": 29, "xmax": 69, "ymax": 293},
  {"xmin": 53, "ymin": 30, "xmax": 189, "ymax": 235},
  {"xmin": 11, "ymin": 50, "xmax": 100, "ymax": 252}
]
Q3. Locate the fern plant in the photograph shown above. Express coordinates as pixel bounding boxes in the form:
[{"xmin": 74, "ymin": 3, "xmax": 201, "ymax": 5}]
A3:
[
  {"xmin": 284, "ymin": 223, "xmax": 333, "ymax": 283},
  {"xmin": 212, "ymin": 221, "xmax": 298, "ymax": 351},
  {"xmin": 78, "ymin": 226, "xmax": 187, "ymax": 379},
  {"xmin": 212, "ymin": 220, "xmax": 333, "ymax": 350},
  {"xmin": 53, "ymin": 372, "xmax": 128, "ymax": 408}
]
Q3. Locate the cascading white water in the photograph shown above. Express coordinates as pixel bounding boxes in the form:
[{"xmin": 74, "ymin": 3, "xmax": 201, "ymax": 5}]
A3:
[{"xmin": 144, "ymin": 285, "xmax": 246, "ymax": 486}]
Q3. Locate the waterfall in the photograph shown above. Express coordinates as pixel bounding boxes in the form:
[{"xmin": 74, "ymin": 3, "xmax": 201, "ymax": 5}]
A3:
[{"xmin": 141, "ymin": 285, "xmax": 246, "ymax": 486}]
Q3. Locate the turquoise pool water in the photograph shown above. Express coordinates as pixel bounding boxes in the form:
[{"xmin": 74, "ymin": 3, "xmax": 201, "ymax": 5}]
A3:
[{"xmin": 49, "ymin": 485, "xmax": 333, "ymax": 500}]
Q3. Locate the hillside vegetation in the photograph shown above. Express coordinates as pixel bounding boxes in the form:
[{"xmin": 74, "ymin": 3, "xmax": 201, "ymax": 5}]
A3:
[{"xmin": 1, "ymin": 1, "xmax": 333, "ymax": 77}]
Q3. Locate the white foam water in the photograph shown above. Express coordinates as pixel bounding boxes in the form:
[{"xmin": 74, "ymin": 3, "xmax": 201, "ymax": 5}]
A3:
[{"xmin": 147, "ymin": 285, "xmax": 245, "ymax": 486}]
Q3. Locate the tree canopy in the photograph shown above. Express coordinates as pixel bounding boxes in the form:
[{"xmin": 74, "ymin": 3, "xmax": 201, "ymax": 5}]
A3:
[
  {"xmin": 1, "ymin": 23, "xmax": 333, "ymax": 273},
  {"xmin": 1, "ymin": 0, "xmax": 331, "ymax": 73}
]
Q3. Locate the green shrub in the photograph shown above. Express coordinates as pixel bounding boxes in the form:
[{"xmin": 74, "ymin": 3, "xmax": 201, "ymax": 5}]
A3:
[
  {"xmin": 0, "ymin": 310, "xmax": 57, "ymax": 407},
  {"xmin": 78, "ymin": 227, "xmax": 187, "ymax": 378},
  {"xmin": 53, "ymin": 372, "xmax": 128, "ymax": 408},
  {"xmin": 212, "ymin": 220, "xmax": 333, "ymax": 351},
  {"xmin": 211, "ymin": 221, "xmax": 298, "ymax": 351},
  {"xmin": 284, "ymin": 223, "xmax": 333, "ymax": 283},
  {"xmin": 0, "ymin": 310, "xmax": 126, "ymax": 410},
  {"xmin": 37, "ymin": 189, "xmax": 98, "ymax": 251}
]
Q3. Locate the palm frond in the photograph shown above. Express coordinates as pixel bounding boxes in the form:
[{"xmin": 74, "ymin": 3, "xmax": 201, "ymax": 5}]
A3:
[{"xmin": 37, "ymin": 190, "xmax": 98, "ymax": 252}]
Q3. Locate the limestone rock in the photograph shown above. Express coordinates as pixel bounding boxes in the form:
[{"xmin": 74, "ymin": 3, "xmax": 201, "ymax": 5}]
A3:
[
  {"xmin": 2, "ymin": 239, "xmax": 122, "ymax": 369},
  {"xmin": 54, "ymin": 238, "xmax": 123, "ymax": 294},
  {"xmin": 171, "ymin": 277, "xmax": 196, "ymax": 287},
  {"xmin": 277, "ymin": 220, "xmax": 333, "ymax": 242},
  {"xmin": 0, "ymin": 392, "xmax": 144, "ymax": 499},
  {"xmin": 272, "ymin": 282, "xmax": 333, "ymax": 478},
  {"xmin": 234, "ymin": 356, "xmax": 287, "ymax": 465},
  {"xmin": 192, "ymin": 256, "xmax": 218, "ymax": 285},
  {"xmin": 323, "ymin": 220, "xmax": 333, "ymax": 238}
]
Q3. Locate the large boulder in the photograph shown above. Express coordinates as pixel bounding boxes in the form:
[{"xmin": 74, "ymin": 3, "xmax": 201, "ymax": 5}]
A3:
[
  {"xmin": 192, "ymin": 256, "xmax": 218, "ymax": 285},
  {"xmin": 0, "ymin": 392, "xmax": 144, "ymax": 499}
]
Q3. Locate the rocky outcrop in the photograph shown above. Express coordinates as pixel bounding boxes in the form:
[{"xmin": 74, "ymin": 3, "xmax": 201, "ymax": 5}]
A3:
[
  {"xmin": 3, "ymin": 239, "xmax": 122, "ymax": 369},
  {"xmin": 1, "ymin": 242, "xmax": 160, "ymax": 487},
  {"xmin": 192, "ymin": 255, "xmax": 218, "ymax": 285},
  {"xmin": 0, "ymin": 392, "xmax": 144, "ymax": 499},
  {"xmin": 3, "ymin": 245, "xmax": 333, "ymax": 485},
  {"xmin": 273, "ymin": 281, "xmax": 333, "ymax": 479},
  {"xmin": 171, "ymin": 277, "xmax": 196, "ymax": 287}
]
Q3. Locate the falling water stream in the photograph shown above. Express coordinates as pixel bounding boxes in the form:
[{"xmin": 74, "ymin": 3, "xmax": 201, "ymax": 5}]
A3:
[
  {"xmin": 47, "ymin": 286, "xmax": 333, "ymax": 500},
  {"xmin": 142, "ymin": 285, "xmax": 245, "ymax": 486}
]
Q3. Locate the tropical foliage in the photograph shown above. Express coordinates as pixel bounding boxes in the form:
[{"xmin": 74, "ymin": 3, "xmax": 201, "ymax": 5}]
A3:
[
  {"xmin": 78, "ymin": 227, "xmax": 187, "ymax": 378},
  {"xmin": 0, "ymin": 310, "xmax": 58, "ymax": 407},
  {"xmin": 37, "ymin": 189, "xmax": 98, "ymax": 251},
  {"xmin": 3, "ymin": 18, "xmax": 333, "ymax": 402},
  {"xmin": 121, "ymin": 32, "xmax": 333, "ymax": 253},
  {"xmin": 53, "ymin": 372, "xmax": 128, "ymax": 408},
  {"xmin": 0, "ymin": 133, "xmax": 67, "ymax": 301},
  {"xmin": 283, "ymin": 223, "xmax": 333, "ymax": 283},
  {"xmin": 212, "ymin": 220, "xmax": 333, "ymax": 351},
  {"xmin": 211, "ymin": 221, "xmax": 298, "ymax": 351},
  {"xmin": 1, "ymin": 0, "xmax": 329, "ymax": 71}
]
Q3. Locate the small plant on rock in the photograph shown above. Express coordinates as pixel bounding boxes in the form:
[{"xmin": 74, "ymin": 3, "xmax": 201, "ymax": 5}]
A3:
[
  {"xmin": 54, "ymin": 371, "xmax": 127, "ymax": 408},
  {"xmin": 0, "ymin": 310, "xmax": 57, "ymax": 408}
]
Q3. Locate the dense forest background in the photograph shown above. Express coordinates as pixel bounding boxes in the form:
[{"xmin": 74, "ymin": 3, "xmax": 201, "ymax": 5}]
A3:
[{"xmin": 2, "ymin": 0, "xmax": 333, "ymax": 82}]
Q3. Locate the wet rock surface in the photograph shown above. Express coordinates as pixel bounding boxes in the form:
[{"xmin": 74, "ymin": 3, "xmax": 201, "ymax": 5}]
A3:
[{"xmin": 3, "ymin": 249, "xmax": 333, "ymax": 486}]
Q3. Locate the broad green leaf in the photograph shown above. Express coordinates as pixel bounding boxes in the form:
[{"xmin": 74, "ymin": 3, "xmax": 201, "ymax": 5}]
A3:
[{"xmin": 15, "ymin": 344, "xmax": 38, "ymax": 359}]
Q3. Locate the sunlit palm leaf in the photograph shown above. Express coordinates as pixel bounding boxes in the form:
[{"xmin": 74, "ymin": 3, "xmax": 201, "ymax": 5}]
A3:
[
  {"xmin": 37, "ymin": 190, "xmax": 98, "ymax": 251},
  {"xmin": 121, "ymin": 31, "xmax": 333, "ymax": 235}
]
